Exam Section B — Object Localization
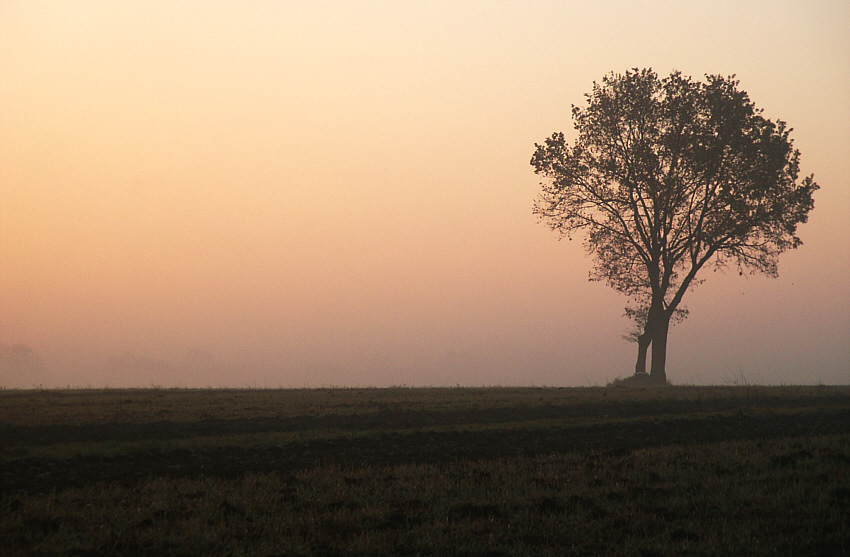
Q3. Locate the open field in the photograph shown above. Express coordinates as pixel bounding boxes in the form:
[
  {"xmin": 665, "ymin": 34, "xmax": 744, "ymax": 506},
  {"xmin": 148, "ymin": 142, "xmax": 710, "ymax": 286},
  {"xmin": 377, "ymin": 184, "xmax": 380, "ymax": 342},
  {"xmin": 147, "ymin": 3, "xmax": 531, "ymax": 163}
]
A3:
[{"xmin": 1, "ymin": 385, "xmax": 848, "ymax": 556}]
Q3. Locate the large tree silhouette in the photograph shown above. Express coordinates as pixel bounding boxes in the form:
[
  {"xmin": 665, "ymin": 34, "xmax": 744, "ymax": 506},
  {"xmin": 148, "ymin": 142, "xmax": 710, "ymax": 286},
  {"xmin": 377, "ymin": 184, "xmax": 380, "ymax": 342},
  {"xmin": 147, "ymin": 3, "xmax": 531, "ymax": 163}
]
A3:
[{"xmin": 531, "ymin": 69, "xmax": 818, "ymax": 384}]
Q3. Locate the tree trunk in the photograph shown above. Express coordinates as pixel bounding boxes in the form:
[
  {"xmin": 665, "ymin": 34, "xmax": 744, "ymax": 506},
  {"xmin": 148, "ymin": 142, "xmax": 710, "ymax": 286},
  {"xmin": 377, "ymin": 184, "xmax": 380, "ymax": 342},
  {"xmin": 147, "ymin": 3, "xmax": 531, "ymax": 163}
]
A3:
[
  {"xmin": 634, "ymin": 330, "xmax": 650, "ymax": 374},
  {"xmin": 634, "ymin": 298, "xmax": 663, "ymax": 376},
  {"xmin": 649, "ymin": 314, "xmax": 670, "ymax": 383}
]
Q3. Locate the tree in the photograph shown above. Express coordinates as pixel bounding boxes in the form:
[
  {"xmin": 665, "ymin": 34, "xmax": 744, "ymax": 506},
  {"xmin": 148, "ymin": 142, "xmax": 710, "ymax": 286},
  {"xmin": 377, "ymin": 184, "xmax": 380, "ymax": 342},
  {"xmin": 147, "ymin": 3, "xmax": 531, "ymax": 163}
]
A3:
[
  {"xmin": 531, "ymin": 69, "xmax": 818, "ymax": 384},
  {"xmin": 0, "ymin": 343, "xmax": 50, "ymax": 388}
]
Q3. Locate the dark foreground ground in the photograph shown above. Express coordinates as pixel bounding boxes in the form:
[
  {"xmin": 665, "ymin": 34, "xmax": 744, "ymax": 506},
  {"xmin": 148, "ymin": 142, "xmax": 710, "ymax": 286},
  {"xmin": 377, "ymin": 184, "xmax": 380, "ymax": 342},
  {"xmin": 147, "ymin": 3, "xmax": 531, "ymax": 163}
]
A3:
[{"xmin": 1, "ymin": 386, "xmax": 848, "ymax": 556}]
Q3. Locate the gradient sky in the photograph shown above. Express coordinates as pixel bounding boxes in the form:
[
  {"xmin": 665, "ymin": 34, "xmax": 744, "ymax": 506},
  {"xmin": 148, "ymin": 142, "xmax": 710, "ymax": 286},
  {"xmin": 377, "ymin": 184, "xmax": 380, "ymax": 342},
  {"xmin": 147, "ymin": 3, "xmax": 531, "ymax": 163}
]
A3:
[{"xmin": 1, "ymin": 1, "xmax": 848, "ymax": 388}]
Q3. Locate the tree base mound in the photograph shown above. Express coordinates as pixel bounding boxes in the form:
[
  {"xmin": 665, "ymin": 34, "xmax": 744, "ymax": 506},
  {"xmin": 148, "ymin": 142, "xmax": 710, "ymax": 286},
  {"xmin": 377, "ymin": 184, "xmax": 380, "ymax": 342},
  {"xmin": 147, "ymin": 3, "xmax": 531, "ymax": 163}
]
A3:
[{"xmin": 609, "ymin": 372, "xmax": 669, "ymax": 387}]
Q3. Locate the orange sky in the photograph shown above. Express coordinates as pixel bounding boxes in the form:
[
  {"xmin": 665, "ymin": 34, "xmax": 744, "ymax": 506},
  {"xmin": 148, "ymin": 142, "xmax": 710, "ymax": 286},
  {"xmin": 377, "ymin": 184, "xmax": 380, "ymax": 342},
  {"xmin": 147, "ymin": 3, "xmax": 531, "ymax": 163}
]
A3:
[{"xmin": 1, "ymin": 1, "xmax": 848, "ymax": 387}]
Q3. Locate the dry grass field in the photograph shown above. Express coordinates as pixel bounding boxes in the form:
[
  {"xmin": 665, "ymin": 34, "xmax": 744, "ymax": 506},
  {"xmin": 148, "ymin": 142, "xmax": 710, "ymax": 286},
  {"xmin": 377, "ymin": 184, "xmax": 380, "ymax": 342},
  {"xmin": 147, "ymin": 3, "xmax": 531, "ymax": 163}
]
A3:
[{"xmin": 1, "ymin": 385, "xmax": 848, "ymax": 556}]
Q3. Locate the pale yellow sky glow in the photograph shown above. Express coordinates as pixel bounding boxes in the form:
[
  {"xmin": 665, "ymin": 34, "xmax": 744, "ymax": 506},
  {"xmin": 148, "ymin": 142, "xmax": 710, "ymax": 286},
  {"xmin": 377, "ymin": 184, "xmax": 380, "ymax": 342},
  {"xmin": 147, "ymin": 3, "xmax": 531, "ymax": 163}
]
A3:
[{"xmin": 1, "ymin": 1, "xmax": 848, "ymax": 387}]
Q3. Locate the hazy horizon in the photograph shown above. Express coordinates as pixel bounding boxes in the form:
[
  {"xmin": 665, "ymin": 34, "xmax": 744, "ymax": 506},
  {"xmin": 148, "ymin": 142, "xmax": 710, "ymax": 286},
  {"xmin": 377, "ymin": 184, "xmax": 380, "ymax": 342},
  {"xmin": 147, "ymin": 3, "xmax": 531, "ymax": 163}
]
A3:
[{"xmin": 2, "ymin": 1, "xmax": 848, "ymax": 388}]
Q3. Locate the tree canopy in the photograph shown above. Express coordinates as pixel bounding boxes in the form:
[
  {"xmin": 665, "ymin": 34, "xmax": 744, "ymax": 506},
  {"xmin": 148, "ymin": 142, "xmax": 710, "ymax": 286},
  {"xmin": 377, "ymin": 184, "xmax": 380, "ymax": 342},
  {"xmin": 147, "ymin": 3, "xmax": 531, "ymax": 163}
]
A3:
[{"xmin": 531, "ymin": 68, "xmax": 818, "ymax": 383}]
